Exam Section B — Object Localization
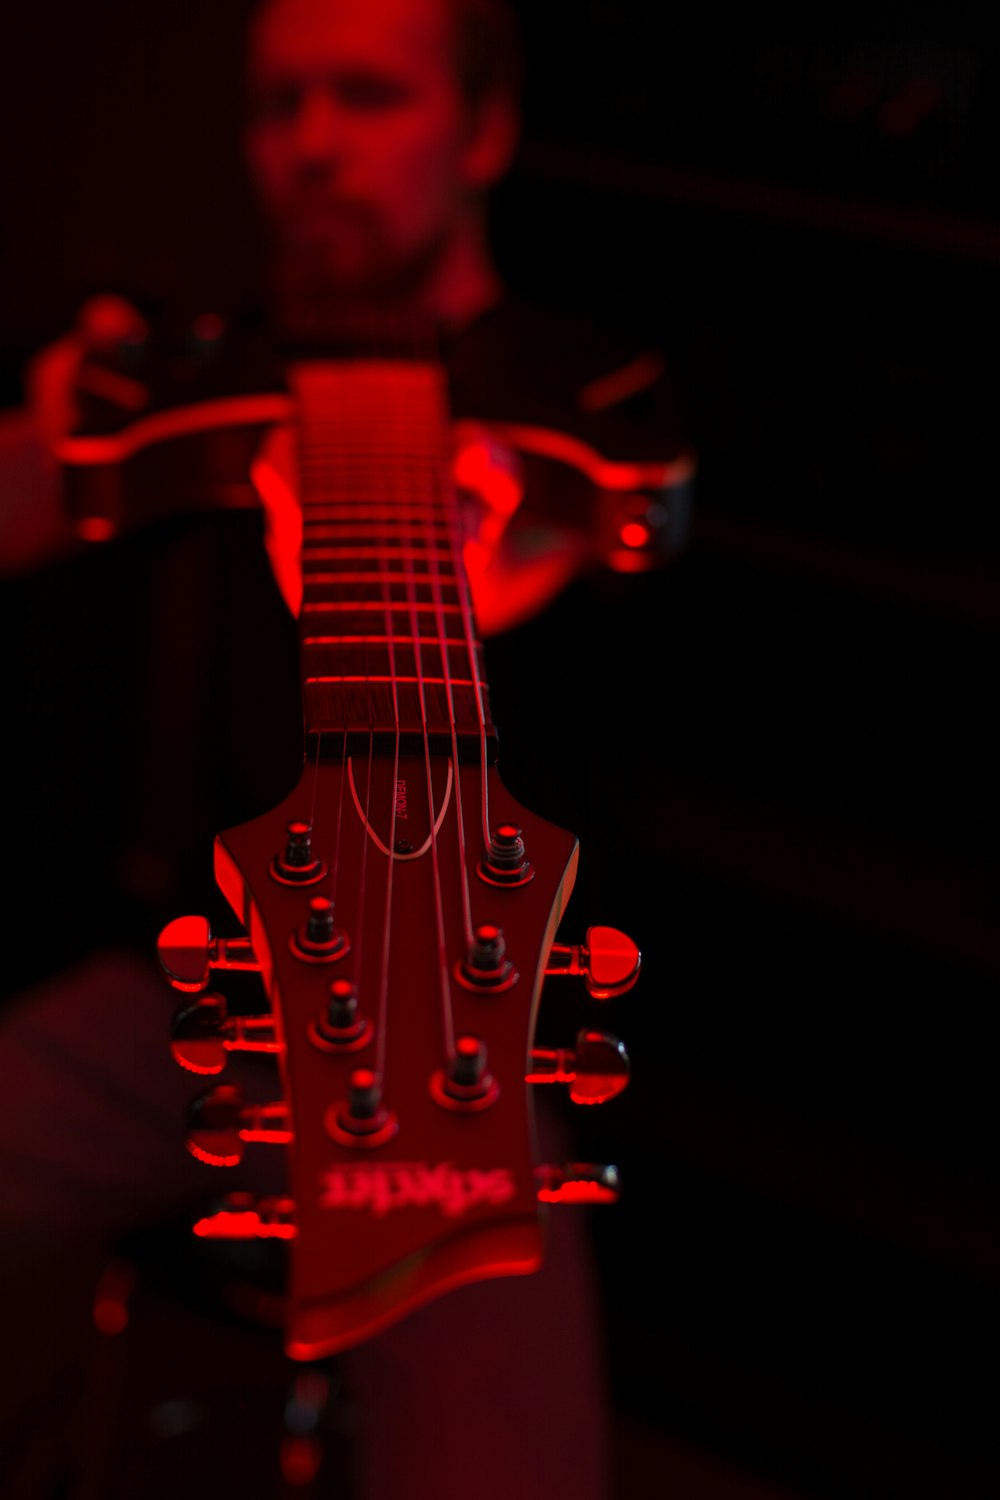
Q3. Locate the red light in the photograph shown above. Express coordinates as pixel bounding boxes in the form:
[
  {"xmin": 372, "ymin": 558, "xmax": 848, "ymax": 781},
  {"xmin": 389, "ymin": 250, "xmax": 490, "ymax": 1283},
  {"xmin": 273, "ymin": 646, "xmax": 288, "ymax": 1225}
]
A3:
[{"xmin": 618, "ymin": 520, "xmax": 650, "ymax": 549}]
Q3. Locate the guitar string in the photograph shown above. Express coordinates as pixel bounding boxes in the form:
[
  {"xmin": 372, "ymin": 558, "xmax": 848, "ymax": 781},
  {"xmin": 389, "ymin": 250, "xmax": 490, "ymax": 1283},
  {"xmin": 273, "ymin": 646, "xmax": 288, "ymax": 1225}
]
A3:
[
  {"xmin": 421, "ymin": 364, "xmax": 475, "ymax": 960},
  {"xmin": 394, "ymin": 361, "xmax": 457, "ymax": 1062},
  {"xmin": 334, "ymin": 372, "xmax": 378, "ymax": 1035},
  {"xmin": 313, "ymin": 357, "xmax": 393, "ymax": 1087},
  {"xmin": 301, "ymin": 405, "xmax": 326, "ymax": 872},
  {"xmin": 446, "ymin": 445, "xmax": 494, "ymax": 852},
  {"xmin": 373, "ymin": 366, "xmax": 404, "ymax": 1092},
  {"xmin": 300, "ymin": 380, "xmax": 348, "ymax": 925},
  {"xmin": 297, "ymin": 345, "xmax": 467, "ymax": 1089}
]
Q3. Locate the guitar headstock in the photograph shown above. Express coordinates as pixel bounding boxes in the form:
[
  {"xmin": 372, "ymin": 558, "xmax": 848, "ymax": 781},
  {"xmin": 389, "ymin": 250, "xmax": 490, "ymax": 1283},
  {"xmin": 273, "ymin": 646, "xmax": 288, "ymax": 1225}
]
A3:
[{"xmin": 159, "ymin": 752, "xmax": 635, "ymax": 1360}]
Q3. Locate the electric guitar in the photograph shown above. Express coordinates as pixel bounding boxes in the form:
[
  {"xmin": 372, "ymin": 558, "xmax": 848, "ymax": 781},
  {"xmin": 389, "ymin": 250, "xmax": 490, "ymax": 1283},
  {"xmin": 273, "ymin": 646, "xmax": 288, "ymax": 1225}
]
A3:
[{"xmin": 67, "ymin": 344, "xmax": 642, "ymax": 1359}]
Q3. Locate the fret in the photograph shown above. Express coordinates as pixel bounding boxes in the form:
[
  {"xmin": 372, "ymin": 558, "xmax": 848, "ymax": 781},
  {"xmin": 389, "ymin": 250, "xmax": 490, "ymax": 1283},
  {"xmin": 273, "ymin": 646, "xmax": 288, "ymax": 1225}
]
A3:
[
  {"xmin": 305, "ymin": 585, "xmax": 460, "ymax": 607},
  {"xmin": 303, "ymin": 681, "xmax": 491, "ymax": 749},
  {"xmin": 301, "ymin": 571, "xmax": 452, "ymax": 584},
  {"xmin": 301, "ymin": 525, "xmax": 449, "ymax": 537},
  {"xmin": 302, "ymin": 506, "xmax": 455, "ymax": 522},
  {"xmin": 302, "ymin": 546, "xmax": 456, "ymax": 562},
  {"xmin": 301, "ymin": 635, "xmax": 473, "ymax": 646},
  {"xmin": 289, "ymin": 358, "xmax": 493, "ymax": 747},
  {"xmin": 305, "ymin": 676, "xmax": 477, "ymax": 687},
  {"xmin": 301, "ymin": 601, "xmax": 464, "ymax": 614},
  {"xmin": 302, "ymin": 639, "xmax": 484, "ymax": 682}
]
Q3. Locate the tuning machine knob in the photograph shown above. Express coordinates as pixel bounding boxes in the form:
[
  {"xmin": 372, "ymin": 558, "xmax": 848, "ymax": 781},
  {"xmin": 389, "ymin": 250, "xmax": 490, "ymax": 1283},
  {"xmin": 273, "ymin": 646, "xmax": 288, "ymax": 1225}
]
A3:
[
  {"xmin": 171, "ymin": 992, "xmax": 280, "ymax": 1075},
  {"xmin": 270, "ymin": 820, "xmax": 327, "ymax": 885},
  {"xmin": 527, "ymin": 1030, "xmax": 629, "ymax": 1104},
  {"xmin": 544, "ymin": 925, "xmax": 640, "ymax": 999},
  {"xmin": 193, "ymin": 1192, "xmax": 297, "ymax": 1241},
  {"xmin": 187, "ymin": 1083, "xmax": 291, "ymax": 1167},
  {"xmin": 158, "ymin": 915, "xmax": 261, "ymax": 994},
  {"xmin": 536, "ymin": 1163, "xmax": 621, "ymax": 1205}
]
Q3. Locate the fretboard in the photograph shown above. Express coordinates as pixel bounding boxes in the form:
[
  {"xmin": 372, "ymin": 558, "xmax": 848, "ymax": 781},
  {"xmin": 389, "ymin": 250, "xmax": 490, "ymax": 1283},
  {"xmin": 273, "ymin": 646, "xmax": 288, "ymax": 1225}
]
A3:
[{"xmin": 290, "ymin": 361, "xmax": 493, "ymax": 753}]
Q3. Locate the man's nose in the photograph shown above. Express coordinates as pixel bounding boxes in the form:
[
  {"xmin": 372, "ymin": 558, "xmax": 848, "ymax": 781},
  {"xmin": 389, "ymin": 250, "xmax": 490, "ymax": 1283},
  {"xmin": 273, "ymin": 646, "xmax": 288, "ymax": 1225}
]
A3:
[{"xmin": 292, "ymin": 88, "xmax": 344, "ymax": 167}]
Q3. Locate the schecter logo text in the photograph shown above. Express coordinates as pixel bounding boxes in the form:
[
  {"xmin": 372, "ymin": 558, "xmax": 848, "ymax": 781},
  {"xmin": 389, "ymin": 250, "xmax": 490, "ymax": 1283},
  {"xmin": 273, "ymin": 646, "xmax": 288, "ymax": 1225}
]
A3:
[{"xmin": 319, "ymin": 1162, "xmax": 515, "ymax": 1218}]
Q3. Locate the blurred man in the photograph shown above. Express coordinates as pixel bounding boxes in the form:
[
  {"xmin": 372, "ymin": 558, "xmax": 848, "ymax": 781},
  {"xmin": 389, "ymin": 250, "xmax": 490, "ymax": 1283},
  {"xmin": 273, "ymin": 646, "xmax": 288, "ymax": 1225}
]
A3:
[
  {"xmin": 1, "ymin": 1, "xmax": 688, "ymax": 1495},
  {"xmin": 246, "ymin": 0, "xmax": 518, "ymax": 325}
]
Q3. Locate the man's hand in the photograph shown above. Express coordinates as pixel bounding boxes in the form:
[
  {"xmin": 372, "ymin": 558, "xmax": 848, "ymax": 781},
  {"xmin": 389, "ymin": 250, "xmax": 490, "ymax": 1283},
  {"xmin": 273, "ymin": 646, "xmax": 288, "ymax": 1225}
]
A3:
[{"xmin": 0, "ymin": 297, "xmax": 147, "ymax": 576}]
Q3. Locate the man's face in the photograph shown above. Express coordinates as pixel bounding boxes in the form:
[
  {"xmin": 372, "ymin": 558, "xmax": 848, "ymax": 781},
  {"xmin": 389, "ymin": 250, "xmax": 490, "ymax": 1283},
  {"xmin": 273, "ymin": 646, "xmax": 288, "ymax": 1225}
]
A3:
[{"xmin": 246, "ymin": 0, "xmax": 480, "ymax": 298}]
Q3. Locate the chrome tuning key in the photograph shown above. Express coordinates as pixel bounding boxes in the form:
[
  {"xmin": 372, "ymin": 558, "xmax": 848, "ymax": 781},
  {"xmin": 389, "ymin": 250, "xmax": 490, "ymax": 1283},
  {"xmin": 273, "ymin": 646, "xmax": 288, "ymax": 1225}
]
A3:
[
  {"xmin": 193, "ymin": 1193, "xmax": 297, "ymax": 1241},
  {"xmin": 536, "ymin": 1163, "xmax": 621, "ymax": 1205},
  {"xmin": 158, "ymin": 914, "xmax": 261, "ymax": 993},
  {"xmin": 544, "ymin": 925, "xmax": 641, "ymax": 999},
  {"xmin": 527, "ymin": 1030, "xmax": 630, "ymax": 1104},
  {"xmin": 187, "ymin": 1083, "xmax": 291, "ymax": 1167},
  {"xmin": 170, "ymin": 992, "xmax": 279, "ymax": 1075}
]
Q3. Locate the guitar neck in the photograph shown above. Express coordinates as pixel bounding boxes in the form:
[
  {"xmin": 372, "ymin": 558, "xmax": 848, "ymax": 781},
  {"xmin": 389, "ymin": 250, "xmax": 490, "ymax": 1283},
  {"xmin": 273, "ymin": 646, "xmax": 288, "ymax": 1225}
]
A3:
[{"xmin": 290, "ymin": 360, "xmax": 495, "ymax": 758}]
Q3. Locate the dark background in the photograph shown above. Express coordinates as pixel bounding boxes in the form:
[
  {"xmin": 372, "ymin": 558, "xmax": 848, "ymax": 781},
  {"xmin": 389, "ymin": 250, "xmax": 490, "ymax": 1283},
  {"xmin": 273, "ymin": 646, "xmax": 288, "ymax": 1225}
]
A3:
[{"xmin": 2, "ymin": 2, "xmax": 998, "ymax": 1496}]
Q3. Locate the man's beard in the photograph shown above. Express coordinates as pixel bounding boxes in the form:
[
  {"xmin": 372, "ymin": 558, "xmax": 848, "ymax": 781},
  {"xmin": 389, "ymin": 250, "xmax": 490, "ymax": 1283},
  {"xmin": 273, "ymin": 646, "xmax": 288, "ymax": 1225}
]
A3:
[{"xmin": 268, "ymin": 216, "xmax": 450, "ymax": 340}]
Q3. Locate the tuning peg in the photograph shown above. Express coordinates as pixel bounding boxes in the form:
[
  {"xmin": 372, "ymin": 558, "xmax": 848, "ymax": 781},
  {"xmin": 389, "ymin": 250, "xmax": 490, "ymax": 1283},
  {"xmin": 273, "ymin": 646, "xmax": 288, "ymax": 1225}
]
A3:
[
  {"xmin": 158, "ymin": 915, "xmax": 261, "ymax": 994},
  {"xmin": 170, "ymin": 992, "xmax": 280, "ymax": 1075},
  {"xmin": 193, "ymin": 1192, "xmax": 297, "ymax": 1241},
  {"xmin": 536, "ymin": 1163, "xmax": 621, "ymax": 1205},
  {"xmin": 544, "ymin": 925, "xmax": 640, "ymax": 999},
  {"xmin": 186, "ymin": 1083, "xmax": 292, "ymax": 1167},
  {"xmin": 526, "ymin": 1029, "xmax": 630, "ymax": 1104}
]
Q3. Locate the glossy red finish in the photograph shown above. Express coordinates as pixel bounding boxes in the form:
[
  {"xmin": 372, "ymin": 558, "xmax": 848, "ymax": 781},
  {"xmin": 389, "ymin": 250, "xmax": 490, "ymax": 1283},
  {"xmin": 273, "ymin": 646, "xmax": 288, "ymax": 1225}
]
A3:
[{"xmin": 216, "ymin": 753, "xmax": 578, "ymax": 1358}]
